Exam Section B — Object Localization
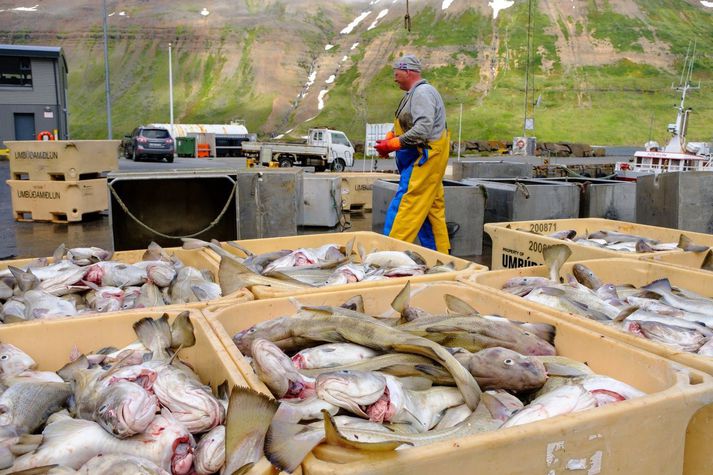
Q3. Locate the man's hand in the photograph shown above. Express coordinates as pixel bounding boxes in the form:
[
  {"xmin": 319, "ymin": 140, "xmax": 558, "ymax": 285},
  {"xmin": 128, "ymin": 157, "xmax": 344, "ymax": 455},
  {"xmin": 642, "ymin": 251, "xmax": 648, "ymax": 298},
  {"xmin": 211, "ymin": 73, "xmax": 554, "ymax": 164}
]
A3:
[{"xmin": 375, "ymin": 136, "xmax": 401, "ymax": 158}]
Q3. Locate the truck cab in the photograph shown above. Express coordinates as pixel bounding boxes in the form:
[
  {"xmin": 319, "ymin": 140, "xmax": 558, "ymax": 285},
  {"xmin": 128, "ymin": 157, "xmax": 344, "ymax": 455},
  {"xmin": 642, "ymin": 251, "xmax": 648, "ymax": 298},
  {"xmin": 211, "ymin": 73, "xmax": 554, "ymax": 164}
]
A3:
[{"xmin": 308, "ymin": 128, "xmax": 355, "ymax": 171}]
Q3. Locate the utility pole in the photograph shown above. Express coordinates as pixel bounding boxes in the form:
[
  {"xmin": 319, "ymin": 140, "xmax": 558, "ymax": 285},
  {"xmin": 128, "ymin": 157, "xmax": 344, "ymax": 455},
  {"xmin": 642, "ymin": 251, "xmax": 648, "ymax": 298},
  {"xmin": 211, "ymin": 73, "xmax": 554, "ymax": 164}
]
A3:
[
  {"xmin": 169, "ymin": 42, "xmax": 174, "ymax": 138},
  {"xmin": 102, "ymin": 0, "xmax": 112, "ymax": 139}
]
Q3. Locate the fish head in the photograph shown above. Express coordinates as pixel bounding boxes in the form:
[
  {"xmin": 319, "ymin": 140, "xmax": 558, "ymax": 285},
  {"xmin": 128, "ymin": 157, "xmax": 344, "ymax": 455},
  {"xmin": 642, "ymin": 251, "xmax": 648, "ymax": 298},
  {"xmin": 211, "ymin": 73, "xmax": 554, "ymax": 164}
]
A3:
[
  {"xmin": 150, "ymin": 411, "xmax": 195, "ymax": 475},
  {"xmin": 572, "ymin": 264, "xmax": 603, "ymax": 290},
  {"xmin": 486, "ymin": 321, "xmax": 557, "ymax": 356},
  {"xmin": 233, "ymin": 319, "xmax": 288, "ymax": 356},
  {"xmin": 83, "ymin": 263, "xmax": 105, "ymax": 285},
  {"xmin": 147, "ymin": 263, "xmax": 177, "ymax": 288},
  {"xmin": 0, "ymin": 342, "xmax": 37, "ymax": 377},
  {"xmin": 469, "ymin": 347, "xmax": 547, "ymax": 392},
  {"xmin": 252, "ymin": 339, "xmax": 309, "ymax": 399},
  {"xmin": 96, "ymin": 380, "xmax": 158, "ymax": 437},
  {"xmin": 315, "ymin": 370, "xmax": 386, "ymax": 417}
]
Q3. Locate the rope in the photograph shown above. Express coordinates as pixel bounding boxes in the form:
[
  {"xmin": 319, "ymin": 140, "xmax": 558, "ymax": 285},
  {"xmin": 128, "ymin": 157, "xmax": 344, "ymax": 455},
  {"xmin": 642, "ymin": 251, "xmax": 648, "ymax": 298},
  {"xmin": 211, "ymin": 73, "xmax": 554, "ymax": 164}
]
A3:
[
  {"xmin": 108, "ymin": 179, "xmax": 238, "ymax": 239},
  {"xmin": 332, "ymin": 186, "xmax": 351, "ymax": 232}
]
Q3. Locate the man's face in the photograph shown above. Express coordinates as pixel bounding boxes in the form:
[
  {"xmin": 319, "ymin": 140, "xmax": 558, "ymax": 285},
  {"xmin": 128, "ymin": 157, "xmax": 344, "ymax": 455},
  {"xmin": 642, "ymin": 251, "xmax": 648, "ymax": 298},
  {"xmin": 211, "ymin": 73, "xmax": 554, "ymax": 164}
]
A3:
[{"xmin": 393, "ymin": 68, "xmax": 413, "ymax": 91}]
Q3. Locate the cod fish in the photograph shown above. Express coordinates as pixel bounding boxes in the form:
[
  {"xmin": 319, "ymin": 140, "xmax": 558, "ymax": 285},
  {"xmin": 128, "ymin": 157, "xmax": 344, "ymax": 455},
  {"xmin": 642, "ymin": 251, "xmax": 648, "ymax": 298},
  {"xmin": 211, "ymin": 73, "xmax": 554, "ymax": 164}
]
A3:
[{"xmin": 501, "ymin": 384, "xmax": 597, "ymax": 428}]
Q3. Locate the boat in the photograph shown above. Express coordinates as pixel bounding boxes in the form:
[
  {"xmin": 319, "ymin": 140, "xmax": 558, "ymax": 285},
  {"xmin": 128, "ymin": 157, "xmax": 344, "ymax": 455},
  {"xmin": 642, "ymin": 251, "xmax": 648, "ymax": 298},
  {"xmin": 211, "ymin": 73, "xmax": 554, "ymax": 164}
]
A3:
[{"xmin": 615, "ymin": 47, "xmax": 712, "ymax": 181}]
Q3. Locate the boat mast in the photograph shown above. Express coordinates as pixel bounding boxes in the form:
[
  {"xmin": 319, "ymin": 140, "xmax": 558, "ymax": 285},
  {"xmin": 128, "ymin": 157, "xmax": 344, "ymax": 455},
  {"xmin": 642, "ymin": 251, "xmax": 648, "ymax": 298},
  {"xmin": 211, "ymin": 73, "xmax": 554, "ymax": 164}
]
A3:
[{"xmin": 665, "ymin": 42, "xmax": 699, "ymax": 153}]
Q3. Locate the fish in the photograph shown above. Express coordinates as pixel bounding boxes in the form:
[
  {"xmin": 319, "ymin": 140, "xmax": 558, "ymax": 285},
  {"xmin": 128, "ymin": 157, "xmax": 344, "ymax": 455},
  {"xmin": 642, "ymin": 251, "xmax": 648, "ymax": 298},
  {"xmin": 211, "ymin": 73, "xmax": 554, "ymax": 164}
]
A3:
[
  {"xmin": 642, "ymin": 278, "xmax": 713, "ymax": 315},
  {"xmin": 23, "ymin": 291, "xmax": 77, "ymax": 320},
  {"xmin": 622, "ymin": 319, "xmax": 707, "ymax": 352},
  {"xmin": 543, "ymin": 244, "xmax": 571, "ymax": 282},
  {"xmin": 363, "ymin": 251, "xmax": 418, "ymax": 268},
  {"xmin": 133, "ymin": 316, "xmax": 224, "ymax": 433},
  {"xmin": 251, "ymin": 339, "xmax": 315, "ymax": 400},
  {"xmin": 453, "ymin": 347, "xmax": 547, "ymax": 392},
  {"xmin": 170, "ymin": 266, "xmax": 221, "ymax": 304},
  {"xmin": 193, "ymin": 425, "xmax": 225, "ymax": 475},
  {"xmin": 66, "ymin": 247, "xmax": 113, "ymax": 266},
  {"xmin": 74, "ymin": 454, "xmax": 170, "ymax": 474},
  {"xmin": 135, "ymin": 283, "xmax": 165, "ymax": 309},
  {"xmin": 233, "ymin": 309, "xmax": 483, "ymax": 410},
  {"xmin": 291, "ymin": 343, "xmax": 380, "ymax": 370},
  {"xmin": 0, "ymin": 381, "xmax": 71, "ymax": 437},
  {"xmin": 572, "ymin": 263, "xmax": 602, "ymax": 290},
  {"xmin": 501, "ymin": 384, "xmax": 597, "ymax": 428},
  {"xmin": 6, "ymin": 410, "xmax": 194, "ymax": 474}
]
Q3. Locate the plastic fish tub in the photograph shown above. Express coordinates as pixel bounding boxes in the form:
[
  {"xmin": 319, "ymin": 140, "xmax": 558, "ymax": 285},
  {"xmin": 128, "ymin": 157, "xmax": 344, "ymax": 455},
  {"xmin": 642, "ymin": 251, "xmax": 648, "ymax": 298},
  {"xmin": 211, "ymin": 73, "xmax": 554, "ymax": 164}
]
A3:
[
  {"xmin": 0, "ymin": 247, "xmax": 253, "ymax": 317},
  {"xmin": 203, "ymin": 281, "xmax": 713, "ymax": 475},
  {"xmin": 461, "ymin": 258, "xmax": 713, "ymax": 474},
  {"xmin": 203, "ymin": 231, "xmax": 486, "ymax": 300},
  {"xmin": 8, "ymin": 179, "xmax": 109, "ymax": 223},
  {"xmin": 0, "ymin": 308, "xmax": 279, "ymax": 474},
  {"xmin": 6, "ymin": 140, "xmax": 119, "ymax": 181},
  {"xmin": 485, "ymin": 218, "xmax": 713, "ymax": 270},
  {"xmin": 643, "ymin": 252, "xmax": 711, "ymax": 274}
]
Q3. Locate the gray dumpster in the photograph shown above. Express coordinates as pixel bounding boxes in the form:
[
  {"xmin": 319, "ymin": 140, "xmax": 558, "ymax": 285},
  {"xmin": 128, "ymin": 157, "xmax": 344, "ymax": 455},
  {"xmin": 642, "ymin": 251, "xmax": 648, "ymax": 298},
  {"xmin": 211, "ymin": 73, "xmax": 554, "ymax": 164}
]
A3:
[
  {"xmin": 636, "ymin": 171, "xmax": 713, "ymax": 234},
  {"xmin": 372, "ymin": 179, "xmax": 485, "ymax": 256},
  {"xmin": 301, "ymin": 175, "xmax": 341, "ymax": 227},
  {"xmin": 544, "ymin": 177, "xmax": 636, "ymax": 221},
  {"xmin": 463, "ymin": 178, "xmax": 580, "ymax": 224}
]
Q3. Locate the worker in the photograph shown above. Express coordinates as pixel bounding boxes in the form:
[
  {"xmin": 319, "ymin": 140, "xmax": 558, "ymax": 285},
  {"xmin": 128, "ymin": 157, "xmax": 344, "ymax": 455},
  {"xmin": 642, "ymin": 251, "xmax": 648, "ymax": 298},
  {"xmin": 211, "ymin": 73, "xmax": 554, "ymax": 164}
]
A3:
[{"xmin": 375, "ymin": 54, "xmax": 451, "ymax": 254}]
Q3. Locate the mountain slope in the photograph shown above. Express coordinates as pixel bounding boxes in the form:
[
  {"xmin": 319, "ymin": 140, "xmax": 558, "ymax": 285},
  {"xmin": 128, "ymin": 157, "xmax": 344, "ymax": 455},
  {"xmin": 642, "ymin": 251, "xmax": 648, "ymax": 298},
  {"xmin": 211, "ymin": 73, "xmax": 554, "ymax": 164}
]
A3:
[{"xmin": 1, "ymin": 0, "xmax": 712, "ymax": 145}]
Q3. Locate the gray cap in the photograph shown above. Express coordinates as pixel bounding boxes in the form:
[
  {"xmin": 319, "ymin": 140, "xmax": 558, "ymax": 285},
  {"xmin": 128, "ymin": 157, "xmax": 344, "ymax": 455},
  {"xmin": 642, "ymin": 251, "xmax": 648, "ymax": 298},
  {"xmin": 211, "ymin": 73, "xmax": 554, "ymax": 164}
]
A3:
[{"xmin": 393, "ymin": 55, "xmax": 422, "ymax": 72}]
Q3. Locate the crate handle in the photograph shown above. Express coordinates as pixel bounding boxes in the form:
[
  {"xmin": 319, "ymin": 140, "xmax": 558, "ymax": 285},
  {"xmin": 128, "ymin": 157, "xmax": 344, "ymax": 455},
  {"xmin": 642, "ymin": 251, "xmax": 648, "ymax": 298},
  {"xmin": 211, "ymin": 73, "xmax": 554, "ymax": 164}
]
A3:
[
  {"xmin": 64, "ymin": 142, "xmax": 78, "ymax": 149},
  {"xmin": 515, "ymin": 181, "xmax": 530, "ymax": 199}
]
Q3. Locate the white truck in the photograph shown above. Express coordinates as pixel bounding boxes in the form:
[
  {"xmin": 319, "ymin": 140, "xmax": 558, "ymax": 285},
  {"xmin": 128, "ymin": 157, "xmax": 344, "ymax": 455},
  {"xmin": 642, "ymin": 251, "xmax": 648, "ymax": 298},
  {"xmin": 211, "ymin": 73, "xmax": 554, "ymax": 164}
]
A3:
[{"xmin": 241, "ymin": 128, "xmax": 355, "ymax": 172}]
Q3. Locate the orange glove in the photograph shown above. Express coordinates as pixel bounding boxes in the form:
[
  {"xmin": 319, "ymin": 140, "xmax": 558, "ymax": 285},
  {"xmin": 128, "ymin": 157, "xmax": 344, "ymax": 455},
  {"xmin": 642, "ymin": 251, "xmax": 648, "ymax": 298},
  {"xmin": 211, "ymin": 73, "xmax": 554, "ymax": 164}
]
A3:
[
  {"xmin": 385, "ymin": 131, "xmax": 395, "ymax": 140},
  {"xmin": 375, "ymin": 136, "xmax": 401, "ymax": 158}
]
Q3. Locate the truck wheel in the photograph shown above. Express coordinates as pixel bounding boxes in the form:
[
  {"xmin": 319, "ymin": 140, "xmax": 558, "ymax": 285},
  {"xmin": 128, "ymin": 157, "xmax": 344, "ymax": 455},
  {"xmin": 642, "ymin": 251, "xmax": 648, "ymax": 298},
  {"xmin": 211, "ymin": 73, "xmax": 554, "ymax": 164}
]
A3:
[
  {"xmin": 331, "ymin": 158, "xmax": 346, "ymax": 172},
  {"xmin": 278, "ymin": 157, "xmax": 293, "ymax": 168}
]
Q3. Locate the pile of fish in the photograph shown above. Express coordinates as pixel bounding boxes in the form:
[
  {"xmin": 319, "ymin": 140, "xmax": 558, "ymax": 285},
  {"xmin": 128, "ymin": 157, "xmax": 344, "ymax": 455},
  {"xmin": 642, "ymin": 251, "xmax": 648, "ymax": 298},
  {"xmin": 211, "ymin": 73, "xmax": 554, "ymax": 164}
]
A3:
[
  {"xmin": 224, "ymin": 283, "xmax": 644, "ymax": 472},
  {"xmin": 502, "ymin": 245, "xmax": 713, "ymax": 356},
  {"xmin": 182, "ymin": 238, "xmax": 460, "ymax": 297},
  {"xmin": 0, "ymin": 312, "xmax": 269, "ymax": 474},
  {"xmin": 0, "ymin": 243, "xmax": 221, "ymax": 322},
  {"xmin": 527, "ymin": 227, "xmax": 710, "ymax": 254}
]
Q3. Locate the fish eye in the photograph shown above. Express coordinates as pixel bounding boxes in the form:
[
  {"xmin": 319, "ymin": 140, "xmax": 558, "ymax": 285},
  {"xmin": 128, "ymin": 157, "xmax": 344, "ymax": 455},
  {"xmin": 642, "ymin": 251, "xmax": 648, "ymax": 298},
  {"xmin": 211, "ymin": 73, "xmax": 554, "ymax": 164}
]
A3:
[
  {"xmin": 523, "ymin": 332, "xmax": 531, "ymax": 336},
  {"xmin": 504, "ymin": 359, "xmax": 514, "ymax": 366},
  {"xmin": 0, "ymin": 355, "xmax": 8, "ymax": 360}
]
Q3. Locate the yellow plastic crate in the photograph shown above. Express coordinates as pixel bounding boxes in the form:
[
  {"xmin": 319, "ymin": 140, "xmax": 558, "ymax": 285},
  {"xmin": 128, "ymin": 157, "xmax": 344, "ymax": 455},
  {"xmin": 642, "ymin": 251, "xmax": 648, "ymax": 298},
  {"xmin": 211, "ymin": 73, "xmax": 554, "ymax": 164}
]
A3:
[
  {"xmin": 7, "ymin": 140, "xmax": 119, "ymax": 181},
  {"xmin": 8, "ymin": 179, "xmax": 109, "ymax": 223},
  {"xmin": 485, "ymin": 218, "xmax": 713, "ymax": 270},
  {"xmin": 0, "ymin": 247, "xmax": 253, "ymax": 318},
  {"xmin": 316, "ymin": 172, "xmax": 400, "ymax": 211},
  {"xmin": 0, "ymin": 308, "xmax": 278, "ymax": 474},
  {"xmin": 643, "ymin": 252, "xmax": 711, "ymax": 273},
  {"xmin": 204, "ymin": 231, "xmax": 486, "ymax": 300},
  {"xmin": 461, "ymin": 258, "xmax": 713, "ymax": 474},
  {"xmin": 203, "ymin": 282, "xmax": 713, "ymax": 475}
]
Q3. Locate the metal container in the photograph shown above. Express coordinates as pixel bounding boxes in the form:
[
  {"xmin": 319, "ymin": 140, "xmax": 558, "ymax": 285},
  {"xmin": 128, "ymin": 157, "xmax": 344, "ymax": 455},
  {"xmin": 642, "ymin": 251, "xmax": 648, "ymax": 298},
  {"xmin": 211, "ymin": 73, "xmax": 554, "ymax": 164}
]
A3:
[
  {"xmin": 300, "ymin": 175, "xmax": 341, "ymax": 227},
  {"xmin": 463, "ymin": 178, "xmax": 580, "ymax": 224},
  {"xmin": 637, "ymin": 171, "xmax": 713, "ymax": 234},
  {"xmin": 372, "ymin": 179, "xmax": 485, "ymax": 256},
  {"xmin": 544, "ymin": 176, "xmax": 636, "ymax": 221},
  {"xmin": 108, "ymin": 170, "xmax": 239, "ymax": 251},
  {"xmin": 452, "ymin": 160, "xmax": 532, "ymax": 180},
  {"xmin": 236, "ymin": 169, "xmax": 303, "ymax": 239}
]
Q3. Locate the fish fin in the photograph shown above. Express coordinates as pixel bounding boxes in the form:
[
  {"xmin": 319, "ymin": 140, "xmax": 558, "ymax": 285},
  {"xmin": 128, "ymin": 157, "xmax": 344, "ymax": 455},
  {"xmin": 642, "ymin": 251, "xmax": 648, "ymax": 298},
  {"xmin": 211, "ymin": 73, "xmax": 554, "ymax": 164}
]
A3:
[
  {"xmin": 142, "ymin": 241, "xmax": 162, "ymax": 261},
  {"xmin": 264, "ymin": 419, "xmax": 324, "ymax": 473},
  {"xmin": 635, "ymin": 239, "xmax": 654, "ymax": 253},
  {"xmin": 226, "ymin": 240, "xmax": 254, "ymax": 257},
  {"xmin": 322, "ymin": 410, "xmax": 408, "ymax": 451},
  {"xmin": 444, "ymin": 294, "xmax": 478, "ymax": 315},
  {"xmin": 8, "ymin": 266, "xmax": 37, "ymax": 292},
  {"xmin": 357, "ymin": 243, "xmax": 366, "ymax": 263},
  {"xmin": 539, "ymin": 360, "xmax": 592, "ymax": 377},
  {"xmin": 345, "ymin": 237, "xmax": 356, "ymax": 261},
  {"xmin": 170, "ymin": 311, "xmax": 196, "ymax": 349},
  {"xmin": 51, "ymin": 243, "xmax": 66, "ymax": 262},
  {"xmin": 226, "ymin": 386, "xmax": 278, "ymax": 470},
  {"xmin": 436, "ymin": 259, "xmax": 444, "ymax": 266},
  {"xmin": 543, "ymin": 244, "xmax": 571, "ymax": 282},
  {"xmin": 219, "ymin": 258, "xmax": 252, "ymax": 295},
  {"xmin": 5, "ymin": 466, "xmax": 59, "ymax": 475},
  {"xmin": 479, "ymin": 392, "xmax": 509, "ymax": 421},
  {"xmin": 424, "ymin": 325, "xmax": 468, "ymax": 333},
  {"xmin": 3, "ymin": 315, "xmax": 27, "ymax": 324},
  {"xmin": 132, "ymin": 314, "xmax": 172, "ymax": 358},
  {"xmin": 537, "ymin": 287, "xmax": 566, "ymax": 297},
  {"xmin": 702, "ymin": 250, "xmax": 713, "ymax": 271},
  {"xmin": 57, "ymin": 354, "xmax": 89, "ymax": 381},
  {"xmin": 191, "ymin": 285, "xmax": 208, "ymax": 301},
  {"xmin": 521, "ymin": 322, "xmax": 556, "ymax": 344},
  {"xmin": 414, "ymin": 364, "xmax": 452, "ymax": 380},
  {"xmin": 181, "ymin": 237, "xmax": 211, "ymax": 250},
  {"xmin": 390, "ymin": 282, "xmax": 411, "ymax": 315},
  {"xmin": 9, "ymin": 434, "xmax": 44, "ymax": 456},
  {"xmin": 613, "ymin": 306, "xmax": 639, "ymax": 322},
  {"xmin": 679, "ymin": 234, "xmax": 709, "ymax": 253},
  {"xmin": 641, "ymin": 278, "xmax": 672, "ymax": 296},
  {"xmin": 341, "ymin": 295, "xmax": 365, "ymax": 314}
]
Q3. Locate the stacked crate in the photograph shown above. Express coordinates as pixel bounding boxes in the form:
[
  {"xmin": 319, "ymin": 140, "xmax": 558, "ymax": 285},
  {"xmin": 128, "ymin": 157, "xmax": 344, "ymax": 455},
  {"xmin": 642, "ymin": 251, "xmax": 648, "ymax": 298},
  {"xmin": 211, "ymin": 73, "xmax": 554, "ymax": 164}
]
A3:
[{"xmin": 5, "ymin": 140, "xmax": 119, "ymax": 223}]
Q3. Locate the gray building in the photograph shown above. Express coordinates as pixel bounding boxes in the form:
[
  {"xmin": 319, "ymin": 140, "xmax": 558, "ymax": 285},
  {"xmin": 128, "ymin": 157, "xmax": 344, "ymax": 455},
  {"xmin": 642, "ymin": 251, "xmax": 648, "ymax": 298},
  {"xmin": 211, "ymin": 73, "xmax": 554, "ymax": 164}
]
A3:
[{"xmin": 0, "ymin": 44, "xmax": 69, "ymax": 141}]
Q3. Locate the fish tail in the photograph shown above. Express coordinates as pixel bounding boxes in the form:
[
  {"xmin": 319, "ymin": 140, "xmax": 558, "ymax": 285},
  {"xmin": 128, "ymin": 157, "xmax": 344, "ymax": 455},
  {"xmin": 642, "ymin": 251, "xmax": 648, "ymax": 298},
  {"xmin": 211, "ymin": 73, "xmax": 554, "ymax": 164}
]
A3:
[{"xmin": 132, "ymin": 314, "xmax": 172, "ymax": 357}]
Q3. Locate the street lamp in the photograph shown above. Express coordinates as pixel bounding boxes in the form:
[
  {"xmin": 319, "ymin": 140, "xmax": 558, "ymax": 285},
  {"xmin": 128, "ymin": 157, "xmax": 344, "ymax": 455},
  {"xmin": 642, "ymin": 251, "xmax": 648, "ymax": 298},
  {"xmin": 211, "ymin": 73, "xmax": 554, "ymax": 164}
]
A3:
[
  {"xmin": 169, "ymin": 42, "xmax": 174, "ymax": 138},
  {"xmin": 102, "ymin": 0, "xmax": 112, "ymax": 139}
]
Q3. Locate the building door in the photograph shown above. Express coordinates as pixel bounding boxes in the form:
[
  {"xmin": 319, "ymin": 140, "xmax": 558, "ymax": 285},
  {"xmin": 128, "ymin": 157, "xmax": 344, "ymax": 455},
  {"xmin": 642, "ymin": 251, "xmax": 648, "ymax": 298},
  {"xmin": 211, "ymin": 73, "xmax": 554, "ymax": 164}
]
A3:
[{"xmin": 14, "ymin": 113, "xmax": 35, "ymax": 140}]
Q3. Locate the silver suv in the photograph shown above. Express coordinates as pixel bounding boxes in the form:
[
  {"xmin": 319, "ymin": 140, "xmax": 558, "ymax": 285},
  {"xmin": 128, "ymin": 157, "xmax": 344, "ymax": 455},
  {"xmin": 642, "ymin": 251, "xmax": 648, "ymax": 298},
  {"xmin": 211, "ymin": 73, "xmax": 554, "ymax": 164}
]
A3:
[{"xmin": 124, "ymin": 126, "xmax": 174, "ymax": 162}]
